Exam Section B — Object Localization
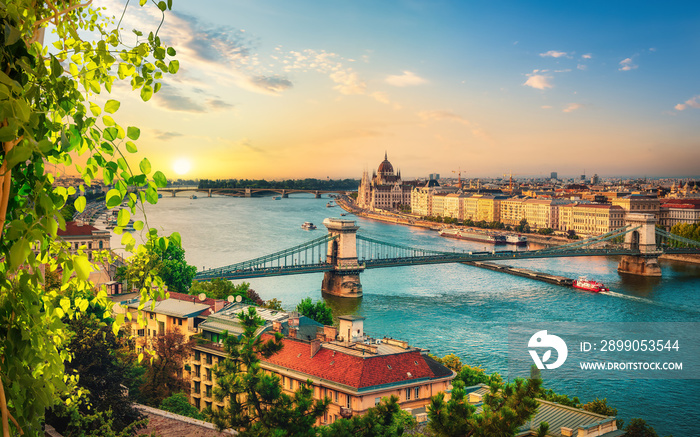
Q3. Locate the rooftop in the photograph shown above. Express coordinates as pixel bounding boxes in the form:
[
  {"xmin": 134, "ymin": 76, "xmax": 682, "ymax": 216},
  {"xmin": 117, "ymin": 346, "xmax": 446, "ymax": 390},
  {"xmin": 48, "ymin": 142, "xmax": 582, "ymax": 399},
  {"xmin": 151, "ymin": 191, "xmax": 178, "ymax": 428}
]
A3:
[{"xmin": 127, "ymin": 299, "xmax": 211, "ymax": 318}]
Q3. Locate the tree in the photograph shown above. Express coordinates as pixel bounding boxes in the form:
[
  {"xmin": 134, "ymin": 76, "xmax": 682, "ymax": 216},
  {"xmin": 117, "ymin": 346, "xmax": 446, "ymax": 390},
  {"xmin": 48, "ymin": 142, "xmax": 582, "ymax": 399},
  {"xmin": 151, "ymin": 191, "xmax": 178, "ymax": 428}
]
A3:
[
  {"xmin": 583, "ymin": 398, "xmax": 617, "ymax": 417},
  {"xmin": 44, "ymin": 314, "xmax": 145, "ymax": 435},
  {"xmin": 428, "ymin": 377, "xmax": 545, "ymax": 437},
  {"xmin": 116, "ymin": 237, "xmax": 197, "ymax": 292},
  {"xmin": 623, "ymin": 418, "xmax": 662, "ymax": 437},
  {"xmin": 160, "ymin": 393, "xmax": 204, "ymax": 421},
  {"xmin": 140, "ymin": 328, "xmax": 194, "ymax": 407},
  {"xmin": 190, "ymin": 279, "xmax": 251, "ymax": 301},
  {"xmin": 262, "ymin": 298, "xmax": 284, "ymax": 311},
  {"xmin": 1, "ymin": 2, "xmax": 178, "ymax": 433},
  {"xmin": 296, "ymin": 297, "xmax": 333, "ymax": 325},
  {"xmin": 208, "ymin": 307, "xmax": 329, "ymax": 436},
  {"xmin": 516, "ymin": 218, "xmax": 531, "ymax": 233},
  {"xmin": 319, "ymin": 396, "xmax": 415, "ymax": 437}
]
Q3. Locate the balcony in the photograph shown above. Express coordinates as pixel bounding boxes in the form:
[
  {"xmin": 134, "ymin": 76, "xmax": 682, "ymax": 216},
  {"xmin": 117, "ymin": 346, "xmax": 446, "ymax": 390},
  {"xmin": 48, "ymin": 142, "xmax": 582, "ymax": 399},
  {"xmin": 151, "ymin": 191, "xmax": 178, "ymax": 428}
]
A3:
[{"xmin": 339, "ymin": 407, "xmax": 353, "ymax": 418}]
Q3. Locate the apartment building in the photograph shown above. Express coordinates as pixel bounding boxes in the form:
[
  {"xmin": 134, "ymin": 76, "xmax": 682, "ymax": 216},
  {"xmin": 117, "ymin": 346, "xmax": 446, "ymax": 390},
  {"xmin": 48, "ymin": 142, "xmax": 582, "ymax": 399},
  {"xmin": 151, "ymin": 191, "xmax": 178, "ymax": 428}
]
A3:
[
  {"xmin": 659, "ymin": 199, "xmax": 700, "ymax": 229},
  {"xmin": 189, "ymin": 305, "xmax": 455, "ymax": 423},
  {"xmin": 559, "ymin": 203, "xmax": 625, "ymax": 237},
  {"xmin": 611, "ymin": 194, "xmax": 660, "ymax": 218}
]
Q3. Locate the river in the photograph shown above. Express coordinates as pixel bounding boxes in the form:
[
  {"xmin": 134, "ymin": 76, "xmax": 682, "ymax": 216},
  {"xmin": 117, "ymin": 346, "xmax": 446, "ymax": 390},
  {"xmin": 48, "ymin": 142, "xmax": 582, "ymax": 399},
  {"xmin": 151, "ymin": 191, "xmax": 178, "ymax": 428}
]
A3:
[{"xmin": 120, "ymin": 194, "xmax": 700, "ymax": 436}]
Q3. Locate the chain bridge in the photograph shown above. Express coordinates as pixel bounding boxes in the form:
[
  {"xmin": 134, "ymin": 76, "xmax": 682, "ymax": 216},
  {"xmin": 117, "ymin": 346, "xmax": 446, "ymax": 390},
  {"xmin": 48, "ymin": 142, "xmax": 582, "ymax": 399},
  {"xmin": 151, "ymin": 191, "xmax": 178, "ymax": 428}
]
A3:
[{"xmin": 194, "ymin": 214, "xmax": 700, "ymax": 298}]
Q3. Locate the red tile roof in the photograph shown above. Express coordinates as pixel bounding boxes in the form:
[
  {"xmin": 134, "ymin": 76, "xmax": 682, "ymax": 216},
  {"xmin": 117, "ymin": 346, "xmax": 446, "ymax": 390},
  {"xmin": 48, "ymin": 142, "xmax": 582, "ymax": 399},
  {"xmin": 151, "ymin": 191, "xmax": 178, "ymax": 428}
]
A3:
[
  {"xmin": 58, "ymin": 221, "xmax": 99, "ymax": 237},
  {"xmin": 260, "ymin": 334, "xmax": 443, "ymax": 389}
]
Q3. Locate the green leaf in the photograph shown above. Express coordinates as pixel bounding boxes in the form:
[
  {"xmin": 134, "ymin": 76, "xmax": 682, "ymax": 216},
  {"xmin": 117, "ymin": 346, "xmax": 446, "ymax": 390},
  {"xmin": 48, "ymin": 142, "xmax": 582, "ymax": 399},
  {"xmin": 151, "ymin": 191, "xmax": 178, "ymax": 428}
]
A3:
[
  {"xmin": 157, "ymin": 1, "xmax": 167, "ymax": 11},
  {"xmin": 106, "ymin": 189, "xmax": 123, "ymax": 208},
  {"xmin": 145, "ymin": 186, "xmax": 158, "ymax": 204},
  {"xmin": 126, "ymin": 141, "xmax": 138, "ymax": 153},
  {"xmin": 103, "ymin": 127, "xmax": 118, "ymax": 141},
  {"xmin": 167, "ymin": 47, "xmax": 176, "ymax": 56},
  {"xmin": 158, "ymin": 237, "xmax": 169, "ymax": 252},
  {"xmin": 59, "ymin": 297, "xmax": 71, "ymax": 313},
  {"xmin": 9, "ymin": 240, "xmax": 30, "ymax": 269},
  {"xmin": 140, "ymin": 85, "xmax": 153, "ymax": 101},
  {"xmin": 168, "ymin": 60, "xmax": 179, "ymax": 74},
  {"xmin": 133, "ymin": 220, "xmax": 144, "ymax": 231},
  {"xmin": 74, "ymin": 196, "xmax": 86, "ymax": 213},
  {"xmin": 74, "ymin": 255, "xmax": 92, "ymax": 281},
  {"xmin": 117, "ymin": 208, "xmax": 131, "ymax": 227},
  {"xmin": 153, "ymin": 170, "xmax": 167, "ymax": 188},
  {"xmin": 170, "ymin": 232, "xmax": 181, "ymax": 247},
  {"xmin": 139, "ymin": 158, "xmax": 151, "ymax": 175},
  {"xmin": 104, "ymin": 99, "xmax": 121, "ymax": 113},
  {"xmin": 127, "ymin": 126, "xmax": 140, "ymax": 140},
  {"xmin": 5, "ymin": 144, "xmax": 32, "ymax": 169},
  {"xmin": 103, "ymin": 115, "xmax": 116, "ymax": 126},
  {"xmin": 89, "ymin": 102, "xmax": 102, "ymax": 116}
]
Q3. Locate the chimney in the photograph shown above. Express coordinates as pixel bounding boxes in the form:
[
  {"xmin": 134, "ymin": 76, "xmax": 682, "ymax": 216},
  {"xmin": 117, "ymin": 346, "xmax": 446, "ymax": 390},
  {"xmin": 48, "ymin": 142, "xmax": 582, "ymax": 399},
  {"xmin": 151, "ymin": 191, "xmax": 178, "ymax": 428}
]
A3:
[
  {"xmin": 560, "ymin": 427, "xmax": 573, "ymax": 437},
  {"xmin": 214, "ymin": 300, "xmax": 224, "ymax": 313},
  {"xmin": 272, "ymin": 321, "xmax": 282, "ymax": 332},
  {"xmin": 324, "ymin": 326, "xmax": 338, "ymax": 342},
  {"xmin": 310, "ymin": 339, "xmax": 321, "ymax": 358},
  {"xmin": 289, "ymin": 327, "xmax": 297, "ymax": 339}
]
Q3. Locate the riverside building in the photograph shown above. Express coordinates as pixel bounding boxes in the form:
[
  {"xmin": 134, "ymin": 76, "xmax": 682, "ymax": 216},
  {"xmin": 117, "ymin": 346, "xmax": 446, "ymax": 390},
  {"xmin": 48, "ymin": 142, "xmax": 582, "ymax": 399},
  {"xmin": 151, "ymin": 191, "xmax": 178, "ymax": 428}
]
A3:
[
  {"xmin": 189, "ymin": 304, "xmax": 455, "ymax": 423},
  {"xmin": 357, "ymin": 153, "xmax": 415, "ymax": 211}
]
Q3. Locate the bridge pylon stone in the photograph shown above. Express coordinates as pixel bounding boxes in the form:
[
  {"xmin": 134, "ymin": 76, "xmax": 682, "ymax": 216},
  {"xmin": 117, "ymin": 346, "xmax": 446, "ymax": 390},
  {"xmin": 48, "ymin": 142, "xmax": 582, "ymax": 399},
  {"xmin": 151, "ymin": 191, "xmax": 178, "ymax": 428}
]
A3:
[
  {"xmin": 314, "ymin": 191, "xmax": 321, "ymax": 199},
  {"xmin": 618, "ymin": 213, "xmax": 661, "ymax": 277},
  {"xmin": 322, "ymin": 218, "xmax": 364, "ymax": 298},
  {"xmin": 282, "ymin": 190, "xmax": 288, "ymax": 198}
]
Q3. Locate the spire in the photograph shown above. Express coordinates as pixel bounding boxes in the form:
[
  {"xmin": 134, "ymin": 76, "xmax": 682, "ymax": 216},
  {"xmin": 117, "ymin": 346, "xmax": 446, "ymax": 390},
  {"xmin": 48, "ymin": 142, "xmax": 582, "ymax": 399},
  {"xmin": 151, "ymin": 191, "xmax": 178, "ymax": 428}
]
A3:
[{"xmin": 384, "ymin": 150, "xmax": 387, "ymax": 161}]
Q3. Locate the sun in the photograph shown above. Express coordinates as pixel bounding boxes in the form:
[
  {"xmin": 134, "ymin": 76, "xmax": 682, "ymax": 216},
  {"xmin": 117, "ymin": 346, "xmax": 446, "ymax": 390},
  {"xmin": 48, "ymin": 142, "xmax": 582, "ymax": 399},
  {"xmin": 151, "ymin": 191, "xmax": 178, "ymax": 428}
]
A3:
[{"xmin": 173, "ymin": 158, "xmax": 192, "ymax": 176}]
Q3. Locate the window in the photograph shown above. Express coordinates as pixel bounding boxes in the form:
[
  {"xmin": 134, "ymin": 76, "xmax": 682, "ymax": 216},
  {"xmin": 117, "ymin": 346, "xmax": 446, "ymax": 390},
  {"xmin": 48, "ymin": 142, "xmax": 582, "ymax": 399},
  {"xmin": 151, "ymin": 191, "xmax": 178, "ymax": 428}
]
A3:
[
  {"xmin": 289, "ymin": 378, "xmax": 293, "ymax": 389},
  {"xmin": 194, "ymin": 398, "xmax": 200, "ymax": 409},
  {"xmin": 414, "ymin": 387, "xmax": 420, "ymax": 399},
  {"xmin": 335, "ymin": 391, "xmax": 338, "ymax": 403},
  {"xmin": 137, "ymin": 329, "xmax": 144, "ymax": 337},
  {"xmin": 205, "ymin": 401, "xmax": 212, "ymax": 410},
  {"xmin": 194, "ymin": 351, "xmax": 201, "ymax": 361},
  {"xmin": 149, "ymin": 313, "xmax": 154, "ymax": 320},
  {"xmin": 375, "ymin": 397, "xmax": 381, "ymax": 405},
  {"xmin": 178, "ymin": 318, "xmax": 183, "ymax": 326},
  {"xmin": 99, "ymin": 240, "xmax": 103, "ymax": 249},
  {"xmin": 346, "ymin": 395, "xmax": 351, "ymax": 408},
  {"xmin": 206, "ymin": 354, "xmax": 213, "ymax": 365},
  {"xmin": 206, "ymin": 385, "xmax": 212, "ymax": 397},
  {"xmin": 405, "ymin": 388, "xmax": 411, "ymax": 400},
  {"xmin": 194, "ymin": 381, "xmax": 200, "ymax": 393},
  {"xmin": 194, "ymin": 365, "xmax": 200, "ymax": 378},
  {"xmin": 206, "ymin": 367, "xmax": 212, "ymax": 381}
]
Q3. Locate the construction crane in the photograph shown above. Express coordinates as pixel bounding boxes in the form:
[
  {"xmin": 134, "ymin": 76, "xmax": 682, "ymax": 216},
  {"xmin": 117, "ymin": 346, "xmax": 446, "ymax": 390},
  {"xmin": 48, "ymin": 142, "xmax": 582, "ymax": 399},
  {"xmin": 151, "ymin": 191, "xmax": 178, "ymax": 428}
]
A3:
[
  {"xmin": 503, "ymin": 172, "xmax": 517, "ymax": 192},
  {"xmin": 452, "ymin": 168, "xmax": 463, "ymax": 189}
]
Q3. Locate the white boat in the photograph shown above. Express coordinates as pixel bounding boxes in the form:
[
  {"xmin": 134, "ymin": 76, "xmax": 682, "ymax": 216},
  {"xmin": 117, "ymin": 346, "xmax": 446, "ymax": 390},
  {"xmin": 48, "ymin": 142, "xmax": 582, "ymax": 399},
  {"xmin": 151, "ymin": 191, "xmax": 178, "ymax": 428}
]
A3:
[
  {"xmin": 506, "ymin": 234, "xmax": 527, "ymax": 246},
  {"xmin": 301, "ymin": 222, "xmax": 317, "ymax": 230},
  {"xmin": 573, "ymin": 276, "xmax": 608, "ymax": 293}
]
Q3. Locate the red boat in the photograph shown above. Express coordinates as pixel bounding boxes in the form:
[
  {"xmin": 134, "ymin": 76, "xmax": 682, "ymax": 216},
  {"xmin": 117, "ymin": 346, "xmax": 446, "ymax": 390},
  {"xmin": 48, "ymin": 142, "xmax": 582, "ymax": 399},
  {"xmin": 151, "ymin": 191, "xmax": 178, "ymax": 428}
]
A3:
[{"xmin": 573, "ymin": 276, "xmax": 609, "ymax": 293}]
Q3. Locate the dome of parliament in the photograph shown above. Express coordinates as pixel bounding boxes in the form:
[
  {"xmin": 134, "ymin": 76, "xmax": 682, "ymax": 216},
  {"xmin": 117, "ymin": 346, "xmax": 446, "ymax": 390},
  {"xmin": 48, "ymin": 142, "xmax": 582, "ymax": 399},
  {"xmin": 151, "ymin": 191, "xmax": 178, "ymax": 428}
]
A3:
[{"xmin": 378, "ymin": 152, "xmax": 394, "ymax": 175}]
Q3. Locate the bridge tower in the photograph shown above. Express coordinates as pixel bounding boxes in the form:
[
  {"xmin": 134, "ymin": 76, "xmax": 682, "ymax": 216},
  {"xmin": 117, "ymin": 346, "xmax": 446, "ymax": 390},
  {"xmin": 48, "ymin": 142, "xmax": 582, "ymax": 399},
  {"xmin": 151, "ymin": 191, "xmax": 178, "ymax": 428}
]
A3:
[
  {"xmin": 322, "ymin": 218, "xmax": 364, "ymax": 298},
  {"xmin": 617, "ymin": 213, "xmax": 661, "ymax": 276}
]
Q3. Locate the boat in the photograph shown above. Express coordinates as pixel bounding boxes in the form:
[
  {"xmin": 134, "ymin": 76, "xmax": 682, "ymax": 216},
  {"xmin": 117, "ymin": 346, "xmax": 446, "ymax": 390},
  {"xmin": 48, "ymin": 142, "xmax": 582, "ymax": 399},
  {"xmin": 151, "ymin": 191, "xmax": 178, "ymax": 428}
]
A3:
[
  {"xmin": 326, "ymin": 202, "xmax": 336, "ymax": 207},
  {"xmin": 438, "ymin": 228, "xmax": 506, "ymax": 244},
  {"xmin": 273, "ymin": 196, "xmax": 281, "ymax": 200},
  {"xmin": 190, "ymin": 194, "xmax": 197, "ymax": 199},
  {"xmin": 506, "ymin": 234, "xmax": 528, "ymax": 246},
  {"xmin": 340, "ymin": 213, "xmax": 347, "ymax": 216},
  {"xmin": 301, "ymin": 222, "xmax": 317, "ymax": 230},
  {"xmin": 572, "ymin": 276, "xmax": 609, "ymax": 293}
]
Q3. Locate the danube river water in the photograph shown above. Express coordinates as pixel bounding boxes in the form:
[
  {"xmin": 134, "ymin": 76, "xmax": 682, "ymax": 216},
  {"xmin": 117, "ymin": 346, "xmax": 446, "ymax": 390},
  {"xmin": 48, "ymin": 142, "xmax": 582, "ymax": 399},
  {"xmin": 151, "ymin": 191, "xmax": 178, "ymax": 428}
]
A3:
[{"xmin": 124, "ymin": 194, "xmax": 700, "ymax": 436}]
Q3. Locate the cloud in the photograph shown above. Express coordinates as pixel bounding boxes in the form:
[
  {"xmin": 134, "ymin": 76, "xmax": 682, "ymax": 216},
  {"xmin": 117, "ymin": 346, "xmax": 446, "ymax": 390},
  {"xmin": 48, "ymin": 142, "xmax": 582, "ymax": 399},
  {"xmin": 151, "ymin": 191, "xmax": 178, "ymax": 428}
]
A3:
[
  {"xmin": 582, "ymin": 54, "xmax": 592, "ymax": 59},
  {"xmin": 541, "ymin": 105, "xmax": 552, "ymax": 109},
  {"xmin": 540, "ymin": 50, "xmax": 568, "ymax": 58},
  {"xmin": 153, "ymin": 131, "xmax": 184, "ymax": 141},
  {"xmin": 674, "ymin": 95, "xmax": 700, "ymax": 111},
  {"xmin": 385, "ymin": 71, "xmax": 428, "ymax": 87},
  {"xmin": 524, "ymin": 71, "xmax": 554, "ymax": 90},
  {"xmin": 329, "ymin": 70, "xmax": 366, "ymax": 95},
  {"xmin": 417, "ymin": 110, "xmax": 489, "ymax": 140},
  {"xmin": 248, "ymin": 75, "xmax": 293, "ymax": 94},
  {"xmin": 154, "ymin": 84, "xmax": 207, "ymax": 113},
  {"xmin": 207, "ymin": 98, "xmax": 234, "ymax": 110},
  {"xmin": 619, "ymin": 57, "xmax": 638, "ymax": 71},
  {"xmin": 563, "ymin": 103, "xmax": 583, "ymax": 113},
  {"xmin": 577, "ymin": 64, "xmax": 587, "ymax": 70}
]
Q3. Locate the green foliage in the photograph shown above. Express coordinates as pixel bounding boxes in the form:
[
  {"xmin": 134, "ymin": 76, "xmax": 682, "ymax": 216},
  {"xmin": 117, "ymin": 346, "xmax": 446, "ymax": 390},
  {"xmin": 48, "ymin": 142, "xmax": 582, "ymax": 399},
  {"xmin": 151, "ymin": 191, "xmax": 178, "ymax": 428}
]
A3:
[
  {"xmin": 296, "ymin": 297, "xmax": 333, "ymax": 325},
  {"xmin": 160, "ymin": 393, "xmax": 204, "ymax": 421},
  {"xmin": 190, "ymin": 279, "xmax": 252, "ymax": 301},
  {"xmin": 319, "ymin": 396, "xmax": 415, "ymax": 436},
  {"xmin": 567, "ymin": 229, "xmax": 580, "ymax": 240},
  {"xmin": 623, "ymin": 418, "xmax": 665, "ymax": 437},
  {"xmin": 455, "ymin": 365, "xmax": 501, "ymax": 387},
  {"xmin": 668, "ymin": 222, "xmax": 700, "ymax": 247},
  {"xmin": 537, "ymin": 227, "xmax": 554, "ymax": 235},
  {"xmin": 140, "ymin": 328, "xmax": 194, "ymax": 407},
  {"xmin": 0, "ymin": 1, "xmax": 178, "ymax": 433},
  {"xmin": 428, "ymin": 377, "xmax": 542, "ymax": 437},
  {"xmin": 516, "ymin": 218, "xmax": 531, "ymax": 233},
  {"xmin": 429, "ymin": 353, "xmax": 463, "ymax": 373},
  {"xmin": 583, "ymin": 398, "xmax": 617, "ymax": 417},
  {"xmin": 208, "ymin": 307, "xmax": 329, "ymax": 436},
  {"xmin": 116, "ymin": 236, "xmax": 196, "ymax": 292},
  {"xmin": 44, "ymin": 314, "xmax": 145, "ymax": 435},
  {"xmin": 262, "ymin": 298, "xmax": 284, "ymax": 311}
]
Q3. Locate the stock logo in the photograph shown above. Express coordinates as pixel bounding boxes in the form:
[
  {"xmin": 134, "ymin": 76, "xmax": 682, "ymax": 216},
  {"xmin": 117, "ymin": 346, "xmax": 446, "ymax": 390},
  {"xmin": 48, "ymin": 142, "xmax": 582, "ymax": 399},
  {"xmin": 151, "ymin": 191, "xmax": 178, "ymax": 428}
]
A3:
[{"xmin": 528, "ymin": 330, "xmax": 568, "ymax": 370}]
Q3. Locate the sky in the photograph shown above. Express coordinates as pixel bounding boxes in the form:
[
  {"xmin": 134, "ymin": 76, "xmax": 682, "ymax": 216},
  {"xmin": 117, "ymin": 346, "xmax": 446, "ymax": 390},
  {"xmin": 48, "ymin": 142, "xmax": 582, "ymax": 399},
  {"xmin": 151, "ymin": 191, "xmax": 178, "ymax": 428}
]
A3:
[{"xmin": 91, "ymin": 0, "xmax": 700, "ymax": 180}]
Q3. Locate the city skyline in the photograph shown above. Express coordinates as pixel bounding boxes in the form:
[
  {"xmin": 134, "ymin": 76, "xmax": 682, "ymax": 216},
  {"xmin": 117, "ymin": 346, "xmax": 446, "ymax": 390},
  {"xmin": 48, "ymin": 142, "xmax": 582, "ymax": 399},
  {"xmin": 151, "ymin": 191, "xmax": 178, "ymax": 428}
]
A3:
[{"xmin": 94, "ymin": 0, "xmax": 700, "ymax": 180}]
